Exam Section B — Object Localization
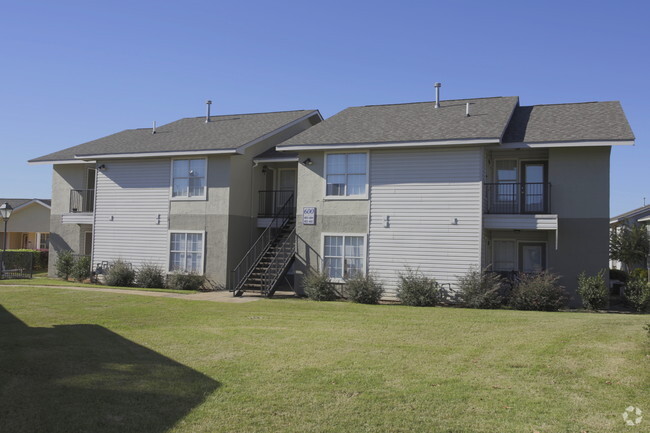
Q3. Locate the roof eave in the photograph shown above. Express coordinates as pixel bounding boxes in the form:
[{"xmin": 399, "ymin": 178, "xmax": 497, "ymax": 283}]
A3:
[
  {"xmin": 499, "ymin": 139, "xmax": 635, "ymax": 149},
  {"xmin": 277, "ymin": 138, "xmax": 501, "ymax": 152}
]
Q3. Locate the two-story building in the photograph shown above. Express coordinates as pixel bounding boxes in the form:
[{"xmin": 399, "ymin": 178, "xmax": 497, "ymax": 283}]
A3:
[
  {"xmin": 275, "ymin": 96, "xmax": 634, "ymax": 303},
  {"xmin": 30, "ymin": 93, "xmax": 635, "ymax": 305},
  {"xmin": 29, "ymin": 109, "xmax": 322, "ymax": 286}
]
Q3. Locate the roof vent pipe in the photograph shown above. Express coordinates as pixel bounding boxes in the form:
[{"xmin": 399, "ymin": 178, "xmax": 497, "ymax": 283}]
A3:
[
  {"xmin": 434, "ymin": 82, "xmax": 441, "ymax": 108},
  {"xmin": 152, "ymin": 121, "xmax": 156, "ymax": 134},
  {"xmin": 205, "ymin": 100, "xmax": 212, "ymax": 123},
  {"xmin": 466, "ymin": 103, "xmax": 470, "ymax": 117}
]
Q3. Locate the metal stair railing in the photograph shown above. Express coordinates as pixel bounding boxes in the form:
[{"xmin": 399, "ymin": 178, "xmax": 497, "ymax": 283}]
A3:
[
  {"xmin": 259, "ymin": 228, "xmax": 296, "ymax": 296},
  {"xmin": 230, "ymin": 193, "xmax": 294, "ymax": 295}
]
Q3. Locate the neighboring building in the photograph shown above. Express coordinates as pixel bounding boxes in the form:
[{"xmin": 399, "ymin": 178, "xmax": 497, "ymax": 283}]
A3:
[
  {"xmin": 29, "ymin": 109, "xmax": 322, "ymax": 285},
  {"xmin": 609, "ymin": 204, "xmax": 650, "ymax": 271},
  {"xmin": 275, "ymin": 95, "xmax": 634, "ymax": 304},
  {"xmin": 0, "ymin": 199, "xmax": 51, "ymax": 250}
]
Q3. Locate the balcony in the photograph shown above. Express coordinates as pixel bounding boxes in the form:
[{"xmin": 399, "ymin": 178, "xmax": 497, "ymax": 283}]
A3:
[
  {"xmin": 483, "ymin": 183, "xmax": 557, "ymax": 231},
  {"xmin": 62, "ymin": 189, "xmax": 95, "ymax": 225},
  {"xmin": 484, "ymin": 183, "xmax": 551, "ymax": 214},
  {"xmin": 69, "ymin": 189, "xmax": 94, "ymax": 213}
]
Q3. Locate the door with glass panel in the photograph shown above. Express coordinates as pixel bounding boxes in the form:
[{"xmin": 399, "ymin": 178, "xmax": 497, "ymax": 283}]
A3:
[
  {"xmin": 494, "ymin": 160, "xmax": 518, "ymax": 213},
  {"xmin": 276, "ymin": 168, "xmax": 296, "ymax": 214},
  {"xmin": 518, "ymin": 242, "xmax": 546, "ymax": 273},
  {"xmin": 521, "ymin": 162, "xmax": 547, "ymax": 213}
]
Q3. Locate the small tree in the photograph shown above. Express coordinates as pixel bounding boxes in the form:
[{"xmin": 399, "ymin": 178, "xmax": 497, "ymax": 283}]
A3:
[
  {"xmin": 577, "ymin": 270, "xmax": 609, "ymax": 310},
  {"xmin": 55, "ymin": 250, "xmax": 75, "ymax": 280},
  {"xmin": 610, "ymin": 224, "xmax": 649, "ymax": 272},
  {"xmin": 70, "ymin": 255, "xmax": 92, "ymax": 282}
]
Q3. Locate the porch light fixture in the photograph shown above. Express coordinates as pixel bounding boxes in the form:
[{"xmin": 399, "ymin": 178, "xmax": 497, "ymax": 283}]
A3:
[
  {"xmin": 302, "ymin": 158, "xmax": 313, "ymax": 166},
  {"xmin": 97, "ymin": 164, "xmax": 107, "ymax": 171},
  {"xmin": 0, "ymin": 202, "xmax": 13, "ymax": 278}
]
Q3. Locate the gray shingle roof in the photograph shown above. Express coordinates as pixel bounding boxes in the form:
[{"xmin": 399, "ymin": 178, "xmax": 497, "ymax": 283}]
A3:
[
  {"xmin": 30, "ymin": 110, "xmax": 319, "ymax": 162},
  {"xmin": 0, "ymin": 199, "xmax": 51, "ymax": 210},
  {"xmin": 610, "ymin": 204, "xmax": 650, "ymax": 224},
  {"xmin": 502, "ymin": 101, "xmax": 635, "ymax": 143},
  {"xmin": 279, "ymin": 97, "xmax": 520, "ymax": 147}
]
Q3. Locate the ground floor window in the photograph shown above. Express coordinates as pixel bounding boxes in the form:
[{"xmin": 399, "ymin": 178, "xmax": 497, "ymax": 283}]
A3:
[
  {"xmin": 39, "ymin": 233, "xmax": 50, "ymax": 250},
  {"xmin": 169, "ymin": 232, "xmax": 204, "ymax": 273},
  {"xmin": 492, "ymin": 240, "xmax": 546, "ymax": 273},
  {"xmin": 323, "ymin": 234, "xmax": 365, "ymax": 280}
]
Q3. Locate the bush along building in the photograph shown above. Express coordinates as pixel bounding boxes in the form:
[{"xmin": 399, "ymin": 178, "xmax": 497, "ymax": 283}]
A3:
[{"xmin": 30, "ymin": 89, "xmax": 635, "ymax": 305}]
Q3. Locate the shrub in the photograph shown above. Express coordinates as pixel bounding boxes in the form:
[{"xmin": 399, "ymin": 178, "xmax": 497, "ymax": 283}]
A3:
[
  {"xmin": 104, "ymin": 259, "xmax": 136, "ymax": 287},
  {"xmin": 136, "ymin": 263, "xmax": 165, "ymax": 288},
  {"xmin": 303, "ymin": 269, "xmax": 338, "ymax": 301},
  {"xmin": 345, "ymin": 273, "xmax": 384, "ymax": 304},
  {"xmin": 70, "ymin": 255, "xmax": 92, "ymax": 282},
  {"xmin": 630, "ymin": 268, "xmax": 648, "ymax": 282},
  {"xmin": 624, "ymin": 276, "xmax": 650, "ymax": 312},
  {"xmin": 55, "ymin": 250, "xmax": 75, "ymax": 280},
  {"xmin": 609, "ymin": 268, "xmax": 628, "ymax": 283},
  {"xmin": 397, "ymin": 267, "xmax": 440, "ymax": 307},
  {"xmin": 457, "ymin": 267, "xmax": 504, "ymax": 309},
  {"xmin": 510, "ymin": 272, "xmax": 567, "ymax": 311},
  {"xmin": 577, "ymin": 270, "xmax": 609, "ymax": 310},
  {"xmin": 166, "ymin": 272, "xmax": 205, "ymax": 291},
  {"xmin": 645, "ymin": 323, "xmax": 650, "ymax": 339}
]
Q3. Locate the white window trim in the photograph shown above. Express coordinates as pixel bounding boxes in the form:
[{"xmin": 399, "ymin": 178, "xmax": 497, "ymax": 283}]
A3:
[
  {"xmin": 323, "ymin": 151, "xmax": 369, "ymax": 200},
  {"xmin": 167, "ymin": 230, "xmax": 206, "ymax": 275},
  {"xmin": 169, "ymin": 157, "xmax": 208, "ymax": 201},
  {"xmin": 491, "ymin": 238, "xmax": 548, "ymax": 272},
  {"xmin": 321, "ymin": 232, "xmax": 367, "ymax": 283}
]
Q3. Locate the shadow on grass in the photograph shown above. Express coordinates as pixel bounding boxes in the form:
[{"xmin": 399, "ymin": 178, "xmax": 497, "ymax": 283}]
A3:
[{"xmin": 0, "ymin": 305, "xmax": 219, "ymax": 433}]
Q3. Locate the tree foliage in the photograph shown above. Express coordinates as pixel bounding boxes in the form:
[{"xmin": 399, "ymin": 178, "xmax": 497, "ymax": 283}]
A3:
[{"xmin": 610, "ymin": 224, "xmax": 649, "ymax": 271}]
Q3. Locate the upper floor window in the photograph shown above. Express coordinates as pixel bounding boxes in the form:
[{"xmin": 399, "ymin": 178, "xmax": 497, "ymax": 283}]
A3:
[
  {"xmin": 326, "ymin": 153, "xmax": 367, "ymax": 197},
  {"xmin": 172, "ymin": 159, "xmax": 206, "ymax": 198}
]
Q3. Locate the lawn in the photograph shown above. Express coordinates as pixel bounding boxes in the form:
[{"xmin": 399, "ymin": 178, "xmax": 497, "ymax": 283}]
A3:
[{"xmin": 0, "ymin": 286, "xmax": 648, "ymax": 433}]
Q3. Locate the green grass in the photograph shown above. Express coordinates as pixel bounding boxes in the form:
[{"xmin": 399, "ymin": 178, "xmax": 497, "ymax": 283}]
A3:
[
  {"xmin": 1, "ymin": 286, "xmax": 648, "ymax": 433},
  {"xmin": 0, "ymin": 277, "xmax": 195, "ymax": 294}
]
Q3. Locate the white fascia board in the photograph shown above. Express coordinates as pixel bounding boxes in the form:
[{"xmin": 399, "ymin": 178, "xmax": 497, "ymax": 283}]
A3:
[
  {"xmin": 74, "ymin": 149, "xmax": 237, "ymax": 160},
  {"xmin": 28, "ymin": 159, "xmax": 96, "ymax": 165},
  {"xmin": 638, "ymin": 216, "xmax": 650, "ymax": 223},
  {"xmin": 276, "ymin": 138, "xmax": 500, "ymax": 152},
  {"xmin": 499, "ymin": 140, "xmax": 635, "ymax": 149},
  {"xmin": 252, "ymin": 157, "xmax": 299, "ymax": 163},
  {"xmin": 235, "ymin": 111, "xmax": 322, "ymax": 154}
]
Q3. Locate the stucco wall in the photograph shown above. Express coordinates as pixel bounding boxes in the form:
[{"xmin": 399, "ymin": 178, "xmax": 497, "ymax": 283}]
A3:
[
  {"xmin": 5, "ymin": 203, "xmax": 50, "ymax": 233},
  {"xmin": 293, "ymin": 151, "xmax": 370, "ymax": 294},
  {"xmin": 48, "ymin": 164, "xmax": 95, "ymax": 276},
  {"xmin": 548, "ymin": 146, "xmax": 611, "ymax": 305}
]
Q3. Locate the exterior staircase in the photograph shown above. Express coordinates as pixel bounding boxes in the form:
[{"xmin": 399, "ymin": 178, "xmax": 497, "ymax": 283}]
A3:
[{"xmin": 231, "ymin": 195, "xmax": 296, "ymax": 297}]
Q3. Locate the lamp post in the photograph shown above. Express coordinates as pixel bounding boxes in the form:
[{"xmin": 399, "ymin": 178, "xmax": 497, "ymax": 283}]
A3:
[{"xmin": 0, "ymin": 202, "xmax": 13, "ymax": 278}]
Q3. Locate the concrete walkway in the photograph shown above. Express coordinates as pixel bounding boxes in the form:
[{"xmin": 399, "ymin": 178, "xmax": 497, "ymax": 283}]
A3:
[{"xmin": 2, "ymin": 284, "xmax": 265, "ymax": 303}]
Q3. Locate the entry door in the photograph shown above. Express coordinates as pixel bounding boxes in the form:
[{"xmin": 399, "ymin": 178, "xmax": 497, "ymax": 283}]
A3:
[
  {"xmin": 277, "ymin": 169, "xmax": 297, "ymax": 212},
  {"xmin": 521, "ymin": 162, "xmax": 547, "ymax": 213},
  {"xmin": 518, "ymin": 242, "xmax": 546, "ymax": 273},
  {"xmin": 84, "ymin": 231, "xmax": 93, "ymax": 256}
]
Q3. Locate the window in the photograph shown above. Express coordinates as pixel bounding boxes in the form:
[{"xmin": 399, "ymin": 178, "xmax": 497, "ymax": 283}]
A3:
[
  {"xmin": 323, "ymin": 235, "xmax": 365, "ymax": 280},
  {"xmin": 169, "ymin": 232, "xmax": 204, "ymax": 273},
  {"xmin": 493, "ymin": 240, "xmax": 515, "ymax": 272},
  {"xmin": 326, "ymin": 153, "xmax": 367, "ymax": 197},
  {"xmin": 172, "ymin": 159, "xmax": 206, "ymax": 198},
  {"xmin": 39, "ymin": 233, "xmax": 50, "ymax": 250},
  {"xmin": 518, "ymin": 243, "xmax": 546, "ymax": 273}
]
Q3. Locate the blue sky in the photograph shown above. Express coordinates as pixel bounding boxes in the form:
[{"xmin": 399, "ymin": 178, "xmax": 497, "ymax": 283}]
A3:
[{"xmin": 1, "ymin": 0, "xmax": 647, "ymax": 216}]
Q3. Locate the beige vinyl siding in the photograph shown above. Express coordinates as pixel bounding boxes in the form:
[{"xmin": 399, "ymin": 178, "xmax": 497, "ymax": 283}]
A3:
[
  {"xmin": 368, "ymin": 148, "xmax": 483, "ymax": 296},
  {"xmin": 93, "ymin": 159, "xmax": 170, "ymax": 270}
]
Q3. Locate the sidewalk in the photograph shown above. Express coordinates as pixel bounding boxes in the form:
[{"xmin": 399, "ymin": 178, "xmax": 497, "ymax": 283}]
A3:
[{"xmin": 2, "ymin": 284, "xmax": 263, "ymax": 303}]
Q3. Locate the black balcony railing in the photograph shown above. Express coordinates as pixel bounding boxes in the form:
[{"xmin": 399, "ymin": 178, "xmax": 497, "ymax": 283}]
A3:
[
  {"xmin": 258, "ymin": 190, "xmax": 295, "ymax": 217},
  {"xmin": 69, "ymin": 189, "xmax": 94, "ymax": 213},
  {"xmin": 484, "ymin": 182, "xmax": 551, "ymax": 214}
]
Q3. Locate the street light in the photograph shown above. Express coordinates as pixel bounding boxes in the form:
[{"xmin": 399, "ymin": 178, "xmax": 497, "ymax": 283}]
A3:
[{"xmin": 0, "ymin": 202, "xmax": 13, "ymax": 278}]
